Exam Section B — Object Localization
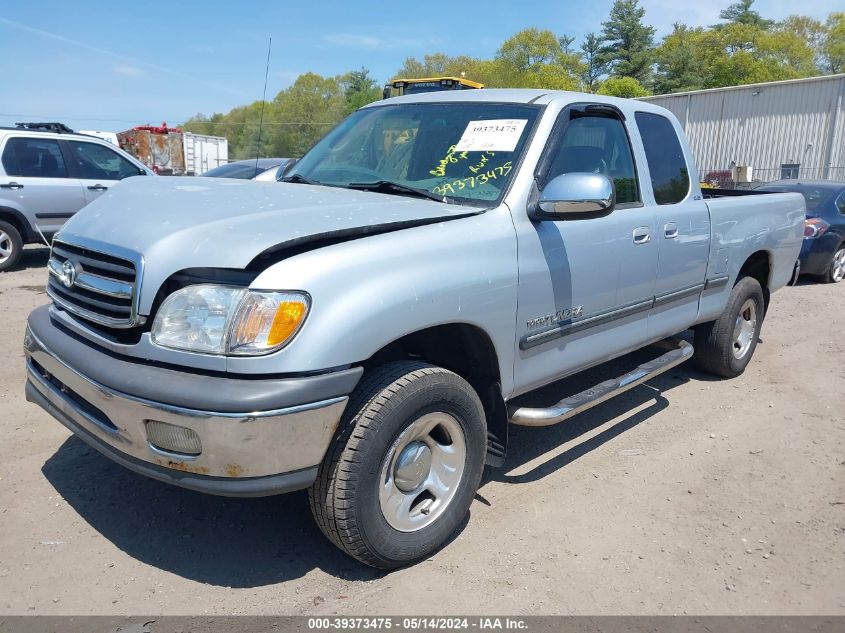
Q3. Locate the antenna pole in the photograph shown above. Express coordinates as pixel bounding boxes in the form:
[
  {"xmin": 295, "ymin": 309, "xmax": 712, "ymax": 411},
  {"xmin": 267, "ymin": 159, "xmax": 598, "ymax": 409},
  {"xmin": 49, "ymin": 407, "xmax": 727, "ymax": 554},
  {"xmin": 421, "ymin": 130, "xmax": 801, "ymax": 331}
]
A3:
[{"xmin": 255, "ymin": 36, "xmax": 272, "ymax": 172}]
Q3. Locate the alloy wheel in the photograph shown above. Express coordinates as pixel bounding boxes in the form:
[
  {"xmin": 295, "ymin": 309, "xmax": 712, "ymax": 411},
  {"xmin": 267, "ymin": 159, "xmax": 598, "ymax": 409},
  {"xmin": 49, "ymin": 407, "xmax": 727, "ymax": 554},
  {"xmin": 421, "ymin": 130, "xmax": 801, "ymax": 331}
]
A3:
[
  {"xmin": 378, "ymin": 412, "xmax": 466, "ymax": 533},
  {"xmin": 832, "ymin": 248, "xmax": 845, "ymax": 283},
  {"xmin": 732, "ymin": 298, "xmax": 757, "ymax": 360},
  {"xmin": 0, "ymin": 230, "xmax": 12, "ymax": 264}
]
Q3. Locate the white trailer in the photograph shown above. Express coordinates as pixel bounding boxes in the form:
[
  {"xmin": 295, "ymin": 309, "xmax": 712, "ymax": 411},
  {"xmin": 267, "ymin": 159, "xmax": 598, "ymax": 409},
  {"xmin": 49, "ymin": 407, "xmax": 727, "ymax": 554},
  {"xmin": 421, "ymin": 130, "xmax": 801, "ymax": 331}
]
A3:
[{"xmin": 183, "ymin": 132, "xmax": 228, "ymax": 175}]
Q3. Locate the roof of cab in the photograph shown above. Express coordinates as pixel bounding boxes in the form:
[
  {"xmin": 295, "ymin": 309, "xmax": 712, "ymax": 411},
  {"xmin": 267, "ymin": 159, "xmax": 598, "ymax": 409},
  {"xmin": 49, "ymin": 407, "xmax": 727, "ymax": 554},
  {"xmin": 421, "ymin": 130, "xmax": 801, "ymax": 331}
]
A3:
[{"xmin": 368, "ymin": 88, "xmax": 672, "ymax": 116}]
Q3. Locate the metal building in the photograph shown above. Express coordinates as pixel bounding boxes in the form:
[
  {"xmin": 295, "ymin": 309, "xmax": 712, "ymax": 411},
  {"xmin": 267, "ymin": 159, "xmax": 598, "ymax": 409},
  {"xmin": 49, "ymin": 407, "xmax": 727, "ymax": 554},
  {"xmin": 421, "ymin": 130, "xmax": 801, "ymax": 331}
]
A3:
[{"xmin": 641, "ymin": 74, "xmax": 845, "ymax": 184}]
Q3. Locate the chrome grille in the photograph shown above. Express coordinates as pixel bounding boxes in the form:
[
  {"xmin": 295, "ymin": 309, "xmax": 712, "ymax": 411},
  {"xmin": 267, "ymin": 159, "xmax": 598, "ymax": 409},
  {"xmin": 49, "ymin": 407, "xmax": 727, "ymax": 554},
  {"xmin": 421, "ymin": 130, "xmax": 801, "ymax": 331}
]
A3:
[{"xmin": 47, "ymin": 241, "xmax": 143, "ymax": 329}]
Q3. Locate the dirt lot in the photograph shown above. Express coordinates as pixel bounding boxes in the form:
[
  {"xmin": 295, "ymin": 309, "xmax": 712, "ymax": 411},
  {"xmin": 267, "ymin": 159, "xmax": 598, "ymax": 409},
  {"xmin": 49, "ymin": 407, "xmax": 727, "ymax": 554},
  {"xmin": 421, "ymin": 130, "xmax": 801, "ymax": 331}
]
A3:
[{"xmin": 1, "ymin": 245, "xmax": 843, "ymax": 616}]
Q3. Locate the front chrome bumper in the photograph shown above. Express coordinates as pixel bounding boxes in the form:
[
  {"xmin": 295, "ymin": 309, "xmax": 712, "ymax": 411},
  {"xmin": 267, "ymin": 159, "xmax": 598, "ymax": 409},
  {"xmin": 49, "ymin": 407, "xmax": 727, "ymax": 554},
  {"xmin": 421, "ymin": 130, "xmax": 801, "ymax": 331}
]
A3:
[{"xmin": 24, "ymin": 311, "xmax": 353, "ymax": 497}]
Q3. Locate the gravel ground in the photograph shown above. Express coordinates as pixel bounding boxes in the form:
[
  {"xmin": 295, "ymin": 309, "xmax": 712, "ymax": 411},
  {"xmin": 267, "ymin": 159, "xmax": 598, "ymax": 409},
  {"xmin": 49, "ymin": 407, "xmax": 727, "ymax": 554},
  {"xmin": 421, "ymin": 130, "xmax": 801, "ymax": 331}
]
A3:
[{"xmin": 1, "ymin": 245, "xmax": 843, "ymax": 615}]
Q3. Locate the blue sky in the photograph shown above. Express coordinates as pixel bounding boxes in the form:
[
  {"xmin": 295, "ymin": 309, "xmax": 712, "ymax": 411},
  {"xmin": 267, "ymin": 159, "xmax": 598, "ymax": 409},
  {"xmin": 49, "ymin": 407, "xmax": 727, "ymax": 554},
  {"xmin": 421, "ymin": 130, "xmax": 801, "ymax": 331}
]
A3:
[{"xmin": 0, "ymin": 0, "xmax": 840, "ymax": 131}]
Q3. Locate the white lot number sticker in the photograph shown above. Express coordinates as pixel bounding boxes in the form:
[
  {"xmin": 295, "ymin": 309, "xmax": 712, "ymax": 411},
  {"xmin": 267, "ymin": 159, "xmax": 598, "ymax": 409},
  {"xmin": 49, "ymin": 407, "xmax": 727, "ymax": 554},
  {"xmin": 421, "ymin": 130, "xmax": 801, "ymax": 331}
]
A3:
[{"xmin": 453, "ymin": 119, "xmax": 528, "ymax": 152}]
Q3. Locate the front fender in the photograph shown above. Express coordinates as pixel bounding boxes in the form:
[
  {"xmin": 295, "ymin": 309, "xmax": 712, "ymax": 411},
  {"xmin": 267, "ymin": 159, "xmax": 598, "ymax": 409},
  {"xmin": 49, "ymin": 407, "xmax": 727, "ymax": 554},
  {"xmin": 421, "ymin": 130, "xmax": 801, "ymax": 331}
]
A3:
[{"xmin": 227, "ymin": 206, "xmax": 520, "ymax": 396}]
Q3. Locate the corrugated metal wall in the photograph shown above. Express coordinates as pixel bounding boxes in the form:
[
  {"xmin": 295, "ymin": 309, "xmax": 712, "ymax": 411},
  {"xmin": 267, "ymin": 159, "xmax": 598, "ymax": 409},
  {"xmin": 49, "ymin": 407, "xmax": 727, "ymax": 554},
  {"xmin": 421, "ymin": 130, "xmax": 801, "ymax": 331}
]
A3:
[{"xmin": 642, "ymin": 74, "xmax": 845, "ymax": 182}]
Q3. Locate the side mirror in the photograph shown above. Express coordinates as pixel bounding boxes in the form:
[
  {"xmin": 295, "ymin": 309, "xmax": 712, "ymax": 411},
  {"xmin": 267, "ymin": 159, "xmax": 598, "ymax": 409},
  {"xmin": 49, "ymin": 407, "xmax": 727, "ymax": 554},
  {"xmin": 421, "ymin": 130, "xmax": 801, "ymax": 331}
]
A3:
[
  {"xmin": 532, "ymin": 173, "xmax": 615, "ymax": 220},
  {"xmin": 276, "ymin": 158, "xmax": 298, "ymax": 181}
]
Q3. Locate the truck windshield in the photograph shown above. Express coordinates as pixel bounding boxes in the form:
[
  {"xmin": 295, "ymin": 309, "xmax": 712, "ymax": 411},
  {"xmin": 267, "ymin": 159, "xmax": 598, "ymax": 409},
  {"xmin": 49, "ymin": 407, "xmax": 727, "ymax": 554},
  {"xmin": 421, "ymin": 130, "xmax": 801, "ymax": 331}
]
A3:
[{"xmin": 287, "ymin": 103, "xmax": 541, "ymax": 206}]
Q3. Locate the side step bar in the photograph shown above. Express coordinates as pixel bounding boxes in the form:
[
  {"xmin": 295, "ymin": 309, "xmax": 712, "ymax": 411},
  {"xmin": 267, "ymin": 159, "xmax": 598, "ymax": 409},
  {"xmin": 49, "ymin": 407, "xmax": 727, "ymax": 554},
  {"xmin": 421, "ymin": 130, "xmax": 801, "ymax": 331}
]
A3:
[{"xmin": 508, "ymin": 338, "xmax": 694, "ymax": 427}]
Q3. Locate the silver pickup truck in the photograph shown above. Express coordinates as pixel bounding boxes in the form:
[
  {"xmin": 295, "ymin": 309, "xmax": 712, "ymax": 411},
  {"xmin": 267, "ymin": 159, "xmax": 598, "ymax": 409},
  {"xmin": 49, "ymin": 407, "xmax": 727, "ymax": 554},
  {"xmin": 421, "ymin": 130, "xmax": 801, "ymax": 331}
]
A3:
[{"xmin": 24, "ymin": 89, "xmax": 804, "ymax": 569}]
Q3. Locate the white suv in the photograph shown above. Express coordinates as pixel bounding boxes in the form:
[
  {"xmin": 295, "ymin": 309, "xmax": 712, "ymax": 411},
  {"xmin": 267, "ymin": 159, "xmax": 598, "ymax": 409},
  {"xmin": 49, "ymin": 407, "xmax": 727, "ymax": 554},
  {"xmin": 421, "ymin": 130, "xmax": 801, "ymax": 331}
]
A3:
[{"xmin": 0, "ymin": 123, "xmax": 153, "ymax": 271}]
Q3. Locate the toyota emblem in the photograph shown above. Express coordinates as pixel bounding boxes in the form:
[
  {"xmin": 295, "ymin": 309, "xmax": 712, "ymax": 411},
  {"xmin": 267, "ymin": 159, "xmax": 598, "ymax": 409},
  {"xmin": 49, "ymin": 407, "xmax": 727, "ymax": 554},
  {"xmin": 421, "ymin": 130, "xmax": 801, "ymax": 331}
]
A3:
[{"xmin": 60, "ymin": 260, "xmax": 77, "ymax": 289}]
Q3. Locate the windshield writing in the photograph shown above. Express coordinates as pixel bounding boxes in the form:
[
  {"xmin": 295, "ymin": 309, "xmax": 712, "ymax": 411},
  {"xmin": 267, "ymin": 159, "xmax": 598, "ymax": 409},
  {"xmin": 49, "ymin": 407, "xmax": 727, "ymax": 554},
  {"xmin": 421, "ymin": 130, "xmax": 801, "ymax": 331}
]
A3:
[{"xmin": 288, "ymin": 103, "xmax": 540, "ymax": 205}]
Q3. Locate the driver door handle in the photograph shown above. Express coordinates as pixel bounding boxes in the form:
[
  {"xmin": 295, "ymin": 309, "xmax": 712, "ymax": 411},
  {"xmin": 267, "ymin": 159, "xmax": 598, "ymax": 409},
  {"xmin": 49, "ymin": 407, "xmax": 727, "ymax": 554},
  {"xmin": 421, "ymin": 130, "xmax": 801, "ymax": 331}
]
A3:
[
  {"xmin": 0, "ymin": 182, "xmax": 24, "ymax": 190},
  {"xmin": 632, "ymin": 227, "xmax": 651, "ymax": 244},
  {"xmin": 87, "ymin": 184, "xmax": 108, "ymax": 191}
]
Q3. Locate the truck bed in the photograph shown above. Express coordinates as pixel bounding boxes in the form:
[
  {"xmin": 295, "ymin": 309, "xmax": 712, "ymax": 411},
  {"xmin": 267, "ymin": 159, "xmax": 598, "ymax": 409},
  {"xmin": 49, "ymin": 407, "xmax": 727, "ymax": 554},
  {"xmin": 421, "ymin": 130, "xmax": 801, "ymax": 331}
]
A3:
[{"xmin": 697, "ymin": 190, "xmax": 805, "ymax": 323}]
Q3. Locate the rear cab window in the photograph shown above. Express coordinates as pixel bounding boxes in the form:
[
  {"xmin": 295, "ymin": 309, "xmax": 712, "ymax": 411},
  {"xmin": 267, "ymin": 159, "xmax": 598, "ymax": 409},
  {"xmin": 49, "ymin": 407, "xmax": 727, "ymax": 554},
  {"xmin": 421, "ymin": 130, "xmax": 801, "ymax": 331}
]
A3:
[
  {"xmin": 1, "ymin": 137, "xmax": 68, "ymax": 178},
  {"xmin": 635, "ymin": 112, "xmax": 690, "ymax": 205}
]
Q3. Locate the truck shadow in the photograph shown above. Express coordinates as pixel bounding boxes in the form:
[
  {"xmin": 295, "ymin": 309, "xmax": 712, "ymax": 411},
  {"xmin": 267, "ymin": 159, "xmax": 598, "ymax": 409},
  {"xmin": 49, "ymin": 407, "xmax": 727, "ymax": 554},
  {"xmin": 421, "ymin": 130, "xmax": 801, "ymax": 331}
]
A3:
[
  {"xmin": 41, "ymin": 439, "xmax": 385, "ymax": 587},
  {"xmin": 484, "ymin": 343, "xmax": 717, "ymax": 487},
  {"xmin": 41, "ymin": 343, "xmax": 717, "ymax": 586},
  {"xmin": 488, "ymin": 381, "xmax": 672, "ymax": 487}
]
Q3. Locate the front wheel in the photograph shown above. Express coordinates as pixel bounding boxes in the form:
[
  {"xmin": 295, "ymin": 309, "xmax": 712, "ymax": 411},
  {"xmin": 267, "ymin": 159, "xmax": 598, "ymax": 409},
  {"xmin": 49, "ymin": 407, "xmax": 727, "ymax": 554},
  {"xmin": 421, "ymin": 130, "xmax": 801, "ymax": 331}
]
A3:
[
  {"xmin": 694, "ymin": 276, "xmax": 765, "ymax": 378},
  {"xmin": 824, "ymin": 245, "xmax": 845, "ymax": 283},
  {"xmin": 309, "ymin": 361, "xmax": 487, "ymax": 569}
]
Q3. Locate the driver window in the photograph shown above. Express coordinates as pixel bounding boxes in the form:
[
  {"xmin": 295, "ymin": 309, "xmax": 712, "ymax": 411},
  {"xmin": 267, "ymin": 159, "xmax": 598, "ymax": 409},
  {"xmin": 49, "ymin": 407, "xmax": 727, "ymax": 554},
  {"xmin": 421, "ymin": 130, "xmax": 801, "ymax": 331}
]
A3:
[
  {"xmin": 68, "ymin": 141, "xmax": 140, "ymax": 180},
  {"xmin": 545, "ymin": 114, "xmax": 640, "ymax": 205}
]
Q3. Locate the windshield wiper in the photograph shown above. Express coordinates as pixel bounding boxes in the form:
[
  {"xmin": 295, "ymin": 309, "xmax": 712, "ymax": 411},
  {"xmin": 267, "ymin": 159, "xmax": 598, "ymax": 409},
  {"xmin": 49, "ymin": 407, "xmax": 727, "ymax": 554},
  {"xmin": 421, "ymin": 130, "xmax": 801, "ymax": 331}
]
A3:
[
  {"xmin": 280, "ymin": 173, "xmax": 320, "ymax": 185},
  {"xmin": 347, "ymin": 180, "xmax": 449, "ymax": 203}
]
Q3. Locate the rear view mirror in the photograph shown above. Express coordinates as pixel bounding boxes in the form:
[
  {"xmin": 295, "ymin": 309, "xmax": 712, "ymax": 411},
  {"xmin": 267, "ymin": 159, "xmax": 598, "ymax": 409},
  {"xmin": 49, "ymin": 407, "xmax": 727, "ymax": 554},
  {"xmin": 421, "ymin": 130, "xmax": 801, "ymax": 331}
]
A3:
[{"xmin": 532, "ymin": 173, "xmax": 615, "ymax": 220}]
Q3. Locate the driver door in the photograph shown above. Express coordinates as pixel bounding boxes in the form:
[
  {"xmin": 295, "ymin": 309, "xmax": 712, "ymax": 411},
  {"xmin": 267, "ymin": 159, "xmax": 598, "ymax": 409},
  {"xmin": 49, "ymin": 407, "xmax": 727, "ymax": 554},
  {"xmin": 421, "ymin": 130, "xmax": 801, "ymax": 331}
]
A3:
[{"xmin": 513, "ymin": 105, "xmax": 659, "ymax": 394}]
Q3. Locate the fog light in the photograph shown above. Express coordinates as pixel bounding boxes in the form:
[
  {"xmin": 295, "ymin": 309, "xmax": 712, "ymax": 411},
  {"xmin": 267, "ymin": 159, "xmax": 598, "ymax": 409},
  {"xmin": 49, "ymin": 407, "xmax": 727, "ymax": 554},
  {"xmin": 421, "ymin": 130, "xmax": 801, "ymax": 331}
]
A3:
[{"xmin": 146, "ymin": 420, "xmax": 202, "ymax": 456}]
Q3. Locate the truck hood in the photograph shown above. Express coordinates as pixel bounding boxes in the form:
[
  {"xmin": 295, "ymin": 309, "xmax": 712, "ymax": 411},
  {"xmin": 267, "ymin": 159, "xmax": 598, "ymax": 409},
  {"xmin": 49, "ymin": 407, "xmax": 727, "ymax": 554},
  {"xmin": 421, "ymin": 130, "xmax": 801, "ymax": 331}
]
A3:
[{"xmin": 57, "ymin": 177, "xmax": 477, "ymax": 313}]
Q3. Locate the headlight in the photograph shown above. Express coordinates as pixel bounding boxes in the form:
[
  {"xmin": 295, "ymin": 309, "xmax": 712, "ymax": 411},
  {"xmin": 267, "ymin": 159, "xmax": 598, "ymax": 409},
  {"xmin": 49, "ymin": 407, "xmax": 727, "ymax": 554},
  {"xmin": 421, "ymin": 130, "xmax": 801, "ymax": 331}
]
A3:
[{"xmin": 151, "ymin": 284, "xmax": 309, "ymax": 355}]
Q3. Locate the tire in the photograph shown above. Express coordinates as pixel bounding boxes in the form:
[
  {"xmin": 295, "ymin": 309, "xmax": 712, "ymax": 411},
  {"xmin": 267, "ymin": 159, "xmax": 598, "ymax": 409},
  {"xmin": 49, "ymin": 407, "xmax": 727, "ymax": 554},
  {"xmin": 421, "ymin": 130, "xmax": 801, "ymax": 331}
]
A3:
[
  {"xmin": 0, "ymin": 220, "xmax": 23, "ymax": 272},
  {"xmin": 309, "ymin": 361, "xmax": 487, "ymax": 569},
  {"xmin": 823, "ymin": 244, "xmax": 845, "ymax": 283},
  {"xmin": 694, "ymin": 276, "xmax": 765, "ymax": 378}
]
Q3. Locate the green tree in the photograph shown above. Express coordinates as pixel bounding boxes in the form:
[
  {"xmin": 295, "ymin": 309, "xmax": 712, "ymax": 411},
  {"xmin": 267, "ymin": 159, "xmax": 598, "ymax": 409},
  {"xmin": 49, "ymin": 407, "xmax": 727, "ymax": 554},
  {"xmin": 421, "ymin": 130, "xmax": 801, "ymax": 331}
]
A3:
[
  {"xmin": 700, "ymin": 22, "xmax": 818, "ymax": 87},
  {"xmin": 495, "ymin": 28, "xmax": 584, "ymax": 89},
  {"xmin": 717, "ymin": 0, "xmax": 773, "ymax": 29},
  {"xmin": 825, "ymin": 12, "xmax": 845, "ymax": 73},
  {"xmin": 558, "ymin": 34, "xmax": 576, "ymax": 55},
  {"xmin": 757, "ymin": 25, "xmax": 820, "ymax": 76},
  {"xmin": 270, "ymin": 73, "xmax": 345, "ymax": 157},
  {"xmin": 238, "ymin": 104, "xmax": 275, "ymax": 160},
  {"xmin": 393, "ymin": 53, "xmax": 482, "ymax": 80},
  {"xmin": 395, "ymin": 30, "xmax": 584, "ymax": 90},
  {"xmin": 600, "ymin": 0, "xmax": 656, "ymax": 83},
  {"xmin": 340, "ymin": 68, "xmax": 382, "ymax": 115},
  {"xmin": 184, "ymin": 104, "xmax": 263, "ymax": 160},
  {"xmin": 654, "ymin": 24, "xmax": 708, "ymax": 93},
  {"xmin": 596, "ymin": 76, "xmax": 651, "ymax": 97},
  {"xmin": 580, "ymin": 32, "xmax": 607, "ymax": 92},
  {"xmin": 781, "ymin": 15, "xmax": 828, "ymax": 71},
  {"xmin": 498, "ymin": 28, "xmax": 562, "ymax": 69}
]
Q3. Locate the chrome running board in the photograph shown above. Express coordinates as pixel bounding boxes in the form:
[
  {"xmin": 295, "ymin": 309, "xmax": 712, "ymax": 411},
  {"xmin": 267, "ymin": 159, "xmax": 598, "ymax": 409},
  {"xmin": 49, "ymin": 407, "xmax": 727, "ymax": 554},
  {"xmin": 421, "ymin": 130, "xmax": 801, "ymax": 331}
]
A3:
[{"xmin": 508, "ymin": 338, "xmax": 694, "ymax": 427}]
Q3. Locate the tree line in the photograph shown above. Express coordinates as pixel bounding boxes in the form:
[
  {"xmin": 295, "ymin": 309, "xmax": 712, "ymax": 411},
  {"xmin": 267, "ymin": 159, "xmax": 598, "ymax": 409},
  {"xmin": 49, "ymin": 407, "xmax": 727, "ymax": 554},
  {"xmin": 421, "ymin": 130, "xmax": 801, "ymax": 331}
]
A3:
[{"xmin": 183, "ymin": 0, "xmax": 845, "ymax": 160}]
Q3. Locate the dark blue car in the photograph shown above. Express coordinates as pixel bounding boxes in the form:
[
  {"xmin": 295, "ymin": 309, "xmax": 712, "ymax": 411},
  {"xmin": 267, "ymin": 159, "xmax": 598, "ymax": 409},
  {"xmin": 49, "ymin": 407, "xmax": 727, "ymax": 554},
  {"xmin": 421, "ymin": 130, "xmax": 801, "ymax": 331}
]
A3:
[{"xmin": 758, "ymin": 180, "xmax": 845, "ymax": 283}]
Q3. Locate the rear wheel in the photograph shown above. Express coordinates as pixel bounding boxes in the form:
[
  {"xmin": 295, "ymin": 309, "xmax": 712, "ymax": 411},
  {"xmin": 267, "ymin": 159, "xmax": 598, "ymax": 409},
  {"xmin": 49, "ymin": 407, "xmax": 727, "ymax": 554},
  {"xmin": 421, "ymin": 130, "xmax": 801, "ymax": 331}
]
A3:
[
  {"xmin": 824, "ymin": 245, "xmax": 845, "ymax": 283},
  {"xmin": 0, "ymin": 221, "xmax": 23, "ymax": 272},
  {"xmin": 309, "ymin": 361, "xmax": 487, "ymax": 569},
  {"xmin": 694, "ymin": 276, "xmax": 765, "ymax": 378}
]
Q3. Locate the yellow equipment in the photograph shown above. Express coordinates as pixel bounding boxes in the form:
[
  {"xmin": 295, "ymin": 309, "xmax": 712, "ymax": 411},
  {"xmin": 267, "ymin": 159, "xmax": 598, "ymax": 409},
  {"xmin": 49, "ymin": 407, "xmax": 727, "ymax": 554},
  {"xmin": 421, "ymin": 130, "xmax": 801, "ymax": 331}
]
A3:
[{"xmin": 383, "ymin": 77, "xmax": 484, "ymax": 99}]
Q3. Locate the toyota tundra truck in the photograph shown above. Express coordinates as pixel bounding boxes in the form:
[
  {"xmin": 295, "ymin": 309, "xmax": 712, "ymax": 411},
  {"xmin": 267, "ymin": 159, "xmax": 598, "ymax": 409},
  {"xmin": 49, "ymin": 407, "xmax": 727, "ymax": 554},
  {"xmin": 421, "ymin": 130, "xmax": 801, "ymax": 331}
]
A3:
[{"xmin": 23, "ymin": 89, "xmax": 805, "ymax": 569}]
